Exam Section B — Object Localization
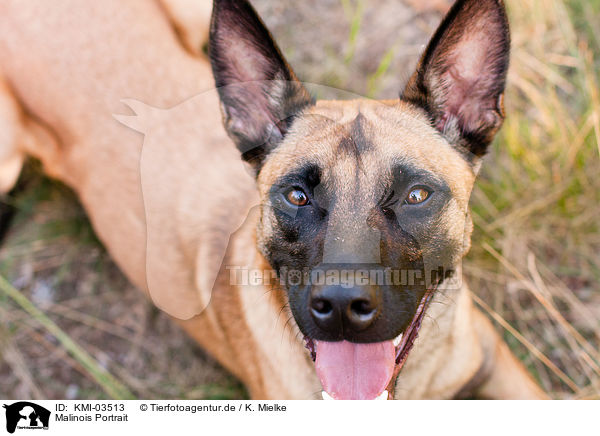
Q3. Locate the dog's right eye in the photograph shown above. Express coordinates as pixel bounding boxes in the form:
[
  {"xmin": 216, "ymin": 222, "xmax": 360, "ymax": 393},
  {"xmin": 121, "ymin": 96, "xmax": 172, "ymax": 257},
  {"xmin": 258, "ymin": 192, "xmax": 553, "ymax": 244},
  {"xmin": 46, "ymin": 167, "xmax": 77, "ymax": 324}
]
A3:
[
  {"xmin": 285, "ymin": 187, "xmax": 309, "ymax": 207},
  {"xmin": 404, "ymin": 187, "xmax": 431, "ymax": 205}
]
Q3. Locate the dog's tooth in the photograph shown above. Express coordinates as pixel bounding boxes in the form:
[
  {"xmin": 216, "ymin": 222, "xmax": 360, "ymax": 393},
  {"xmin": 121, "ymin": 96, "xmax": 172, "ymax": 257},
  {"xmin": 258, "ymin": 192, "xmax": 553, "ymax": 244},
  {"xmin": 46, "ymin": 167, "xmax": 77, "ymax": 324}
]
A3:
[
  {"xmin": 375, "ymin": 390, "xmax": 389, "ymax": 400},
  {"xmin": 393, "ymin": 333, "xmax": 403, "ymax": 347},
  {"xmin": 322, "ymin": 391, "xmax": 334, "ymax": 400}
]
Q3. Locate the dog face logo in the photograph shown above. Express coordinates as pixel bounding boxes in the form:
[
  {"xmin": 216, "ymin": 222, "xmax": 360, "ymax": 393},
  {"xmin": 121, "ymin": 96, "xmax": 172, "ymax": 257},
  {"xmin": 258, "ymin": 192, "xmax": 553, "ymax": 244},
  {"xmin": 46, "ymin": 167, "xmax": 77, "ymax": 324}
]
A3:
[{"xmin": 3, "ymin": 402, "xmax": 50, "ymax": 434}]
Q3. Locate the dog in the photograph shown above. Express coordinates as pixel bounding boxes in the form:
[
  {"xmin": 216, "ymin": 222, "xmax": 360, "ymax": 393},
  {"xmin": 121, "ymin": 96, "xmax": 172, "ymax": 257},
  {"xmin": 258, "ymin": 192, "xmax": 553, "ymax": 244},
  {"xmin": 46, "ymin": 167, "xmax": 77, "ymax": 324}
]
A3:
[{"xmin": 0, "ymin": 0, "xmax": 548, "ymax": 399}]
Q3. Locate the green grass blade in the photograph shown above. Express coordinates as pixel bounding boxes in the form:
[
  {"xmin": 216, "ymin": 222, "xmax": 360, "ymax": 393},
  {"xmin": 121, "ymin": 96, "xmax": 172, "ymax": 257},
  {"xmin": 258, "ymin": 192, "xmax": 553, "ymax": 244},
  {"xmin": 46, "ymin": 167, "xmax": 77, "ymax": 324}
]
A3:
[{"xmin": 0, "ymin": 274, "xmax": 135, "ymax": 400}]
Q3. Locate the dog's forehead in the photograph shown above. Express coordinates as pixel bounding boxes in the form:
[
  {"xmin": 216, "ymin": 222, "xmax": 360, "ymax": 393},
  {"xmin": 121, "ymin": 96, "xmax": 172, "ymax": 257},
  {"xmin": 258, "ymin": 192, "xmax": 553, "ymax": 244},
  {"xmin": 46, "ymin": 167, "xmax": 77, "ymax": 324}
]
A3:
[{"xmin": 259, "ymin": 99, "xmax": 476, "ymax": 200}]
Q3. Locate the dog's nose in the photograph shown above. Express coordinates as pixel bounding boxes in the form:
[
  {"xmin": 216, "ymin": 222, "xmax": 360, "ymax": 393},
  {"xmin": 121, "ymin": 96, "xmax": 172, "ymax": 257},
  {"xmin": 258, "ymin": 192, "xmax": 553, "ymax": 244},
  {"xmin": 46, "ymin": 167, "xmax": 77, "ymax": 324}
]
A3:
[{"xmin": 309, "ymin": 284, "xmax": 380, "ymax": 335}]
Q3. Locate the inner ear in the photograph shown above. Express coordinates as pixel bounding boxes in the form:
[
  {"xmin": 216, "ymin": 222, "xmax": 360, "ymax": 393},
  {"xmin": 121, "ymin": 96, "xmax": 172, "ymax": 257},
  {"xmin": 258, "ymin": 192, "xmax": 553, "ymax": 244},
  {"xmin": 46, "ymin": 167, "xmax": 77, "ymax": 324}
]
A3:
[
  {"xmin": 209, "ymin": 0, "xmax": 313, "ymax": 174},
  {"xmin": 402, "ymin": 0, "xmax": 510, "ymax": 158}
]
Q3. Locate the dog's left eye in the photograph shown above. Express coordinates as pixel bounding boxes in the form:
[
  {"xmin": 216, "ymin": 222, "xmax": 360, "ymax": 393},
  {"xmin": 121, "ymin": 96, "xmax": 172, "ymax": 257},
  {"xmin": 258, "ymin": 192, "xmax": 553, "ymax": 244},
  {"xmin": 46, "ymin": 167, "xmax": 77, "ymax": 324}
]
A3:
[
  {"xmin": 405, "ymin": 187, "xmax": 431, "ymax": 205},
  {"xmin": 285, "ymin": 187, "xmax": 309, "ymax": 207}
]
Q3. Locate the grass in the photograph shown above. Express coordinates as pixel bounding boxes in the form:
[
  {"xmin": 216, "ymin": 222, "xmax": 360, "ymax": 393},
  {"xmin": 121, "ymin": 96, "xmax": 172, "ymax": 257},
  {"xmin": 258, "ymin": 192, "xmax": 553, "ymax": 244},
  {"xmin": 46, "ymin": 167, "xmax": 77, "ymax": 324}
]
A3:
[
  {"xmin": 0, "ymin": 0, "xmax": 598, "ymax": 399},
  {"xmin": 340, "ymin": 0, "xmax": 365, "ymax": 64},
  {"xmin": 464, "ymin": 0, "xmax": 600, "ymax": 398},
  {"xmin": 0, "ymin": 274, "xmax": 134, "ymax": 399},
  {"xmin": 366, "ymin": 45, "xmax": 397, "ymax": 98}
]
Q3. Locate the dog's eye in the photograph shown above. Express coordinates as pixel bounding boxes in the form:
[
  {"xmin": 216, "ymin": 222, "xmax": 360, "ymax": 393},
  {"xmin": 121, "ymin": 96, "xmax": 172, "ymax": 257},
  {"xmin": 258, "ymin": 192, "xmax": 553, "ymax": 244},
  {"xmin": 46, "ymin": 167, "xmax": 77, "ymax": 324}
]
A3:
[
  {"xmin": 405, "ymin": 187, "xmax": 430, "ymax": 205},
  {"xmin": 285, "ymin": 187, "xmax": 309, "ymax": 207}
]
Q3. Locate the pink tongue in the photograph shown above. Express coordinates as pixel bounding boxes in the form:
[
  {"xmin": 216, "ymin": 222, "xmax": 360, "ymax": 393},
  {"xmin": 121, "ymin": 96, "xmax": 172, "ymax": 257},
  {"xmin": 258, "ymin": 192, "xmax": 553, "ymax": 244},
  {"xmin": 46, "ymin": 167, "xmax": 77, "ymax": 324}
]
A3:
[{"xmin": 315, "ymin": 340, "xmax": 395, "ymax": 400}]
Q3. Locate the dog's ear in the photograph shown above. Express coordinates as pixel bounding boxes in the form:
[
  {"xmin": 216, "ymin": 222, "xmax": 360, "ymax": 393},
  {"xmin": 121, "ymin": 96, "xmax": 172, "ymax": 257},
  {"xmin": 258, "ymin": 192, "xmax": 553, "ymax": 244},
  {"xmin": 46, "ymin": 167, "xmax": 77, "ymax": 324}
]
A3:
[
  {"xmin": 209, "ymin": 0, "xmax": 313, "ymax": 174},
  {"xmin": 402, "ymin": 0, "xmax": 510, "ymax": 158}
]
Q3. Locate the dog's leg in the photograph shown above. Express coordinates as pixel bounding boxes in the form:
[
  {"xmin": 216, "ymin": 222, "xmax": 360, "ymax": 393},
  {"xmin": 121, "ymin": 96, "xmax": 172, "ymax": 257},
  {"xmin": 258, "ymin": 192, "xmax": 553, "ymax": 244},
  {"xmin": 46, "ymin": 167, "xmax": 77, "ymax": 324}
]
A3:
[
  {"xmin": 0, "ymin": 79, "xmax": 26, "ymax": 193},
  {"xmin": 158, "ymin": 0, "xmax": 213, "ymax": 55},
  {"xmin": 0, "ymin": 78, "xmax": 66, "ymax": 193},
  {"xmin": 469, "ymin": 307, "xmax": 549, "ymax": 399}
]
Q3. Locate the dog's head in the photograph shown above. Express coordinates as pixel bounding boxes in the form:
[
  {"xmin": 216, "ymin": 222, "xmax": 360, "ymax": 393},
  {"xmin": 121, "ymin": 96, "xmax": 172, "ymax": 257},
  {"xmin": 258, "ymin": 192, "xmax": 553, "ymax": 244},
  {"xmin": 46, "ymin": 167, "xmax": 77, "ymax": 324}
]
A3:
[{"xmin": 210, "ymin": 0, "xmax": 510, "ymax": 399}]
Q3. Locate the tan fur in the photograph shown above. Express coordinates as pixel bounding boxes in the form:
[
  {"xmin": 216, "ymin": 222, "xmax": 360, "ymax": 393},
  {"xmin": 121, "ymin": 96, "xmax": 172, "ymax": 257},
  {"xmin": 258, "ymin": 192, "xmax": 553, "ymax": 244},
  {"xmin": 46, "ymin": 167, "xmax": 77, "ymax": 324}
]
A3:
[
  {"xmin": 0, "ymin": 0, "xmax": 547, "ymax": 399},
  {"xmin": 160, "ymin": 0, "xmax": 213, "ymax": 55},
  {"xmin": 0, "ymin": 78, "xmax": 25, "ymax": 192}
]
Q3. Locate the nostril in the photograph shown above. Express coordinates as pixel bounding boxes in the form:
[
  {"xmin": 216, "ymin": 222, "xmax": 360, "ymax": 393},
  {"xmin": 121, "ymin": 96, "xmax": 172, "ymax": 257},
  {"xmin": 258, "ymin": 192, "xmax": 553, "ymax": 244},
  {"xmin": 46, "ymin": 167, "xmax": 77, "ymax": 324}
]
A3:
[
  {"xmin": 350, "ymin": 299, "xmax": 374, "ymax": 316},
  {"xmin": 311, "ymin": 298, "xmax": 333, "ymax": 315}
]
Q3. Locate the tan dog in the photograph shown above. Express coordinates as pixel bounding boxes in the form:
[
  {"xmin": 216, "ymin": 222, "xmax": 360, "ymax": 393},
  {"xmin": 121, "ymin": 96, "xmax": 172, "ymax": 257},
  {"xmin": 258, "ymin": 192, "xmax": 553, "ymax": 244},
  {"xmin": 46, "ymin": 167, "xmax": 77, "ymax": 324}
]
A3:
[{"xmin": 0, "ymin": 0, "xmax": 548, "ymax": 399}]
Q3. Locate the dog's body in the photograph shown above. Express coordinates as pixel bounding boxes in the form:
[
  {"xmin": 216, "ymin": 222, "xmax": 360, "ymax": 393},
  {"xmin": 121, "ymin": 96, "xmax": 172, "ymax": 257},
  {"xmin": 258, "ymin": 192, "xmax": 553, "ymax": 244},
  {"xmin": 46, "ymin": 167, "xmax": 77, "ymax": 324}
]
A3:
[{"xmin": 0, "ymin": 0, "xmax": 547, "ymax": 399}]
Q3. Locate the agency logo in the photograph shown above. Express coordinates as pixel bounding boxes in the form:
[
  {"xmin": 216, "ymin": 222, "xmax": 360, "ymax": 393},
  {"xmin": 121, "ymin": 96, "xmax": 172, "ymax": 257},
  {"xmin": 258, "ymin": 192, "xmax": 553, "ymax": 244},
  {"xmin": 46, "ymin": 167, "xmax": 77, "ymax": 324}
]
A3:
[{"xmin": 2, "ymin": 402, "xmax": 50, "ymax": 434}]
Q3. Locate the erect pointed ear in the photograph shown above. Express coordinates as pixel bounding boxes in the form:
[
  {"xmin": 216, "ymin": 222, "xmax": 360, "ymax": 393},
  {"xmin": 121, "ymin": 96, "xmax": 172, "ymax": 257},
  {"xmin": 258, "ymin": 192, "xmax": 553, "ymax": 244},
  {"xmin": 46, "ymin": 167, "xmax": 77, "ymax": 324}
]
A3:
[
  {"xmin": 209, "ymin": 0, "xmax": 313, "ymax": 174},
  {"xmin": 402, "ymin": 0, "xmax": 510, "ymax": 159}
]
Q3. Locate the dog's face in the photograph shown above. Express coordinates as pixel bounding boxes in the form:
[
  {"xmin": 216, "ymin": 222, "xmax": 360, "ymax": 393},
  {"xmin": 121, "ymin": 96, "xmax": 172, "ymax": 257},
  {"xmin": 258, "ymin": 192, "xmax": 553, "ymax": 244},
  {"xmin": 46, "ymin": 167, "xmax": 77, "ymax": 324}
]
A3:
[
  {"xmin": 256, "ymin": 100, "xmax": 476, "ymax": 343},
  {"xmin": 210, "ymin": 0, "xmax": 509, "ymax": 399}
]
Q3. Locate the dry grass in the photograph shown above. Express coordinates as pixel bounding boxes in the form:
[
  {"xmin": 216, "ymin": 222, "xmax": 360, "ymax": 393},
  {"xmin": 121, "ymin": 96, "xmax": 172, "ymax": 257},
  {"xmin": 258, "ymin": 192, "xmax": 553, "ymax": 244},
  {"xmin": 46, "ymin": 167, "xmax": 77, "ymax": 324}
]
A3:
[
  {"xmin": 0, "ymin": 0, "xmax": 598, "ymax": 399},
  {"xmin": 465, "ymin": 0, "xmax": 600, "ymax": 399}
]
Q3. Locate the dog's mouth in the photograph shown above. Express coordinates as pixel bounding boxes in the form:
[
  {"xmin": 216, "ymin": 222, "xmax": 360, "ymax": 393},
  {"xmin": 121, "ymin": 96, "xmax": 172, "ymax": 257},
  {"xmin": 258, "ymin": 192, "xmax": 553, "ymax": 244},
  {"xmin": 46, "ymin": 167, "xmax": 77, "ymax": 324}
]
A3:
[{"xmin": 303, "ymin": 289, "xmax": 434, "ymax": 400}]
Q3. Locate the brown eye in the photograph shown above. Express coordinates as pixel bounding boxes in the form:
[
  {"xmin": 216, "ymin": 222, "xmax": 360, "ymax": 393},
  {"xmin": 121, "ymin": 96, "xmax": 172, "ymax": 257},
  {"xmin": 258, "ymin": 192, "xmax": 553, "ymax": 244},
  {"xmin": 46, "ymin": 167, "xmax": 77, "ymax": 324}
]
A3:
[
  {"xmin": 405, "ymin": 187, "xmax": 430, "ymax": 205},
  {"xmin": 285, "ymin": 188, "xmax": 309, "ymax": 206}
]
